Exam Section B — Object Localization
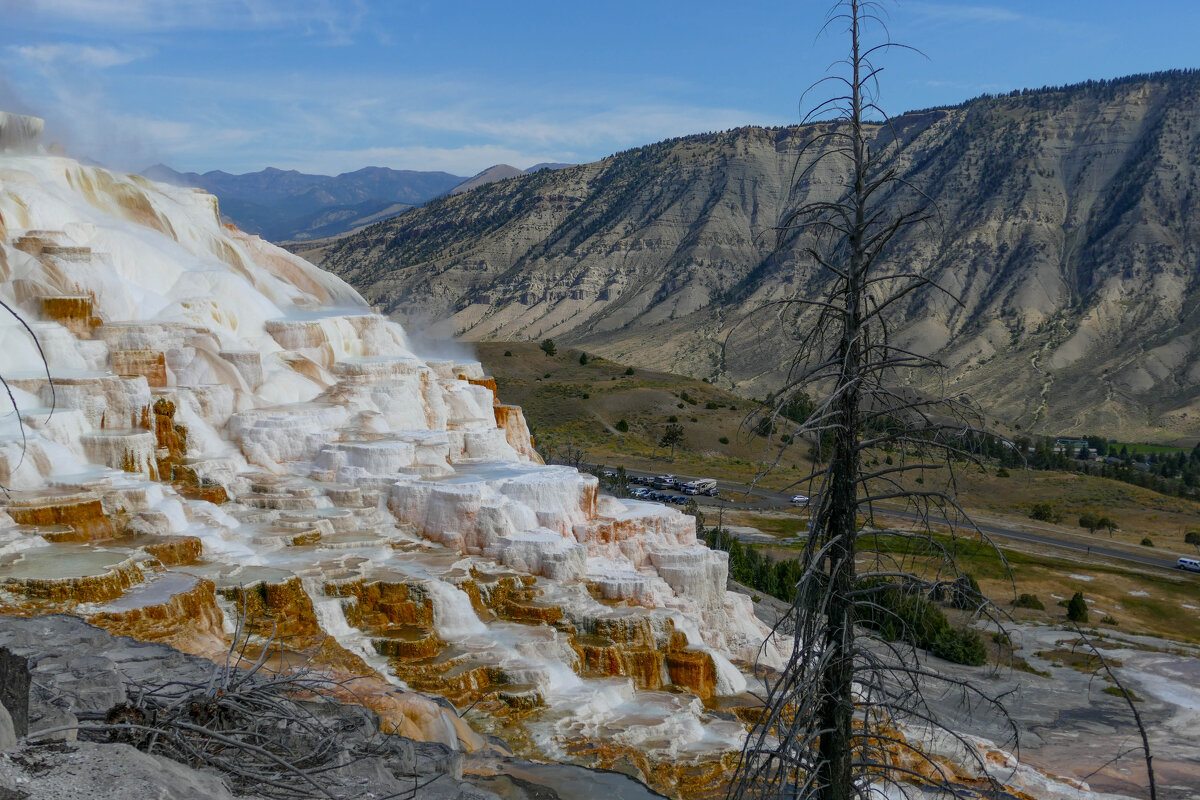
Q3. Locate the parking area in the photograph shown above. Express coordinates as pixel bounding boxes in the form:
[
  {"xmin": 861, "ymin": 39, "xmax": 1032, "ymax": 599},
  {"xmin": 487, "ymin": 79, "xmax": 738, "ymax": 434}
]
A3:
[{"xmin": 592, "ymin": 465, "xmax": 803, "ymax": 511}]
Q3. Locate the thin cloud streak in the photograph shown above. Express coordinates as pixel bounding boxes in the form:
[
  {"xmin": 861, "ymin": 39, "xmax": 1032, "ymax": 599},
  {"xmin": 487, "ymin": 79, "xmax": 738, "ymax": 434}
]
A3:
[
  {"xmin": 398, "ymin": 105, "xmax": 760, "ymax": 149},
  {"xmin": 5, "ymin": 0, "xmax": 365, "ymax": 39},
  {"xmin": 10, "ymin": 44, "xmax": 150, "ymax": 69},
  {"xmin": 904, "ymin": 2, "xmax": 1023, "ymax": 24},
  {"xmin": 71, "ymin": 71, "xmax": 775, "ymax": 173}
]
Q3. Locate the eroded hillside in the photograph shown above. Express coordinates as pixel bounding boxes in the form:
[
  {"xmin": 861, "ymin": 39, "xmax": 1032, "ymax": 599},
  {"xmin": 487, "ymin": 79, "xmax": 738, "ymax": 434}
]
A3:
[{"xmin": 306, "ymin": 72, "xmax": 1200, "ymax": 441}]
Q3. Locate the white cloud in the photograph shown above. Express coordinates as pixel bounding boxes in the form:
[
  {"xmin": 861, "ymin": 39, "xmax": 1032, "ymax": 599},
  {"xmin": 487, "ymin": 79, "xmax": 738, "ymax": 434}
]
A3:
[
  {"xmin": 109, "ymin": 71, "xmax": 772, "ymax": 174},
  {"xmin": 400, "ymin": 104, "xmax": 757, "ymax": 150},
  {"xmin": 11, "ymin": 44, "xmax": 148, "ymax": 69}
]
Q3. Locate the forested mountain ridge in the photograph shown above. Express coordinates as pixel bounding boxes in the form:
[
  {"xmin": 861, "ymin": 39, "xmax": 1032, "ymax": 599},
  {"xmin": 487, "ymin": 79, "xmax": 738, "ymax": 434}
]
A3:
[{"xmin": 308, "ymin": 71, "xmax": 1200, "ymax": 441}]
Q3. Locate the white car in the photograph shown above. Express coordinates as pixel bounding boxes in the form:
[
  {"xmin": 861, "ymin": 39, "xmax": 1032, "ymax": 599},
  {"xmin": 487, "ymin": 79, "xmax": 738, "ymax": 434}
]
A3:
[{"xmin": 790, "ymin": 494, "xmax": 810, "ymax": 506}]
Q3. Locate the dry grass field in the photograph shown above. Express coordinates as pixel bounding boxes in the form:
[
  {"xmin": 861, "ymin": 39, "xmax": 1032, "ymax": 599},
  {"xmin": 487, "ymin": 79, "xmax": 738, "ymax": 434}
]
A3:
[
  {"xmin": 720, "ymin": 508, "xmax": 1200, "ymax": 644},
  {"xmin": 479, "ymin": 341, "xmax": 1200, "ymax": 640}
]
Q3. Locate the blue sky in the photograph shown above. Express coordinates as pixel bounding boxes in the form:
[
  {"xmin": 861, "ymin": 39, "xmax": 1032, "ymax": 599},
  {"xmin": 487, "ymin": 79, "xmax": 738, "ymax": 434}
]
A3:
[{"xmin": 2, "ymin": 1, "xmax": 1198, "ymax": 177}]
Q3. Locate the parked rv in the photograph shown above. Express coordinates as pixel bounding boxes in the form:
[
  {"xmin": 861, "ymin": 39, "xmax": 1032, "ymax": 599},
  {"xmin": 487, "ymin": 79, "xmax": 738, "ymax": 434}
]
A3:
[{"xmin": 683, "ymin": 478, "xmax": 718, "ymax": 495}]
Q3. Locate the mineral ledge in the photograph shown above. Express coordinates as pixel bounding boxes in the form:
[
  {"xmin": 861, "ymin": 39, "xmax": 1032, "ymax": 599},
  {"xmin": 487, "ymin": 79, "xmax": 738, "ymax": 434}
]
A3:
[{"xmin": 0, "ymin": 133, "xmax": 779, "ymax": 795}]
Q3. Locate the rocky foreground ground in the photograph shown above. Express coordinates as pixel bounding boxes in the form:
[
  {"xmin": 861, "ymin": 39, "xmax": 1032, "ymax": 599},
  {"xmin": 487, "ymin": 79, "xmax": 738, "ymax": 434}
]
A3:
[{"xmin": 0, "ymin": 614, "xmax": 669, "ymax": 800}]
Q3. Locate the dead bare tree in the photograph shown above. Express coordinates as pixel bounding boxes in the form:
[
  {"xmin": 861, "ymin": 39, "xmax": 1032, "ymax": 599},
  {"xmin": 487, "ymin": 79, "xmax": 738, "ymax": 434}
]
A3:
[
  {"xmin": 29, "ymin": 610, "xmax": 440, "ymax": 799},
  {"xmin": 1071, "ymin": 626, "xmax": 1158, "ymax": 800},
  {"xmin": 728, "ymin": 2, "xmax": 1018, "ymax": 798},
  {"xmin": 0, "ymin": 298, "xmax": 55, "ymax": 489}
]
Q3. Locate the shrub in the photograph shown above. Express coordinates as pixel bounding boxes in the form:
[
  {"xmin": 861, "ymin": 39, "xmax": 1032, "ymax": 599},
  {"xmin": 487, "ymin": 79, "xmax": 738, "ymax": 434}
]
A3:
[
  {"xmin": 1100, "ymin": 615, "xmax": 1118, "ymax": 625},
  {"xmin": 1029, "ymin": 502, "xmax": 1063, "ymax": 523},
  {"xmin": 856, "ymin": 579, "xmax": 987, "ymax": 666},
  {"xmin": 582, "ymin": 393, "xmax": 590, "ymax": 399},
  {"xmin": 624, "ymin": 367, "xmax": 635, "ymax": 376},
  {"xmin": 719, "ymin": 436, "xmax": 730, "ymax": 445},
  {"xmin": 1140, "ymin": 537, "xmax": 1154, "ymax": 547},
  {"xmin": 679, "ymin": 391, "xmax": 697, "ymax": 404},
  {"xmin": 677, "ymin": 403, "xmax": 685, "ymax": 409},
  {"xmin": 931, "ymin": 626, "xmax": 988, "ymax": 666},
  {"xmin": 579, "ymin": 353, "xmax": 588, "ymax": 365},
  {"xmin": 690, "ymin": 417, "xmax": 698, "ymax": 423},
  {"xmin": 705, "ymin": 401, "xmax": 721, "ymax": 410},
  {"xmin": 996, "ymin": 467, "xmax": 1010, "ymax": 477},
  {"xmin": 668, "ymin": 415, "xmax": 678, "ymax": 423},
  {"xmin": 540, "ymin": 339, "xmax": 556, "ymax": 357},
  {"xmin": 1014, "ymin": 593, "xmax": 1045, "ymax": 610},
  {"xmin": 949, "ymin": 574, "xmax": 983, "ymax": 611},
  {"xmin": 504, "ymin": 350, "xmax": 513, "ymax": 357},
  {"xmin": 615, "ymin": 419, "xmax": 629, "ymax": 433},
  {"xmin": 1067, "ymin": 591, "xmax": 1089, "ymax": 623}
]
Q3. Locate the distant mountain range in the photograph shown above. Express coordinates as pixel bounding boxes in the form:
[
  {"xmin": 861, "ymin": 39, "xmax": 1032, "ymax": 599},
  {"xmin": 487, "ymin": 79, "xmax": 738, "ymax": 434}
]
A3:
[
  {"xmin": 142, "ymin": 162, "xmax": 574, "ymax": 242},
  {"xmin": 141, "ymin": 164, "xmax": 463, "ymax": 242},
  {"xmin": 300, "ymin": 71, "xmax": 1200, "ymax": 442}
]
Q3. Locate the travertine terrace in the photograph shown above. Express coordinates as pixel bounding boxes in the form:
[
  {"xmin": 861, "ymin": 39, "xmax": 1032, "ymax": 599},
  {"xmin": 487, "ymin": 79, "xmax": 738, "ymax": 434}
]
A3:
[{"xmin": 0, "ymin": 125, "xmax": 775, "ymax": 791}]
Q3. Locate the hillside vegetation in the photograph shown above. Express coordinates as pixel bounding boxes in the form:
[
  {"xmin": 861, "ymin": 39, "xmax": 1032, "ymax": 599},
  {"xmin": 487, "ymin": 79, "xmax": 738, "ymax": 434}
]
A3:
[
  {"xmin": 480, "ymin": 343, "xmax": 1200, "ymax": 558},
  {"xmin": 311, "ymin": 71, "xmax": 1200, "ymax": 442}
]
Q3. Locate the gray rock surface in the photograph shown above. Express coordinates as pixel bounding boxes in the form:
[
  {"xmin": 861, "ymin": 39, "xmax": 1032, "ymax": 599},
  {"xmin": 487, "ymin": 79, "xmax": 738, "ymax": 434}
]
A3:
[
  {"xmin": 0, "ymin": 616, "xmax": 675, "ymax": 800},
  {"xmin": 0, "ymin": 741, "xmax": 237, "ymax": 800},
  {"xmin": 0, "ymin": 648, "xmax": 29, "ymax": 740},
  {"xmin": 0, "ymin": 615, "xmax": 495, "ymax": 800},
  {"xmin": 0, "ymin": 704, "xmax": 14, "ymax": 753}
]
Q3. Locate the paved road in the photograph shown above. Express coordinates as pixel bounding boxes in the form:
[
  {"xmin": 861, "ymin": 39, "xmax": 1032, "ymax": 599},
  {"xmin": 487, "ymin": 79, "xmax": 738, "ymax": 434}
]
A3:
[{"xmin": 585, "ymin": 462, "xmax": 1194, "ymax": 576}]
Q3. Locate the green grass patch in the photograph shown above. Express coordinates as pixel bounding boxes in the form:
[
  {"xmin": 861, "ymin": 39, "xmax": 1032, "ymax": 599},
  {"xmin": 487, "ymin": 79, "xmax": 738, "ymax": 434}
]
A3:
[
  {"xmin": 1107, "ymin": 441, "xmax": 1190, "ymax": 456},
  {"xmin": 1102, "ymin": 685, "xmax": 1142, "ymax": 702},
  {"xmin": 1013, "ymin": 658, "xmax": 1051, "ymax": 678}
]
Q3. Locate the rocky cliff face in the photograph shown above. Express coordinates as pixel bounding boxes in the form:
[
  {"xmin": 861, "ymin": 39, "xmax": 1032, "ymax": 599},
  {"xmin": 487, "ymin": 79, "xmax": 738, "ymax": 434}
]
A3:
[{"xmin": 310, "ymin": 71, "xmax": 1200, "ymax": 441}]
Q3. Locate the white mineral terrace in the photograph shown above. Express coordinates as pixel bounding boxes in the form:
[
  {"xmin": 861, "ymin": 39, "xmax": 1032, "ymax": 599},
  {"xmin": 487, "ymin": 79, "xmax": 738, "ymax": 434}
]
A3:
[
  {"xmin": 0, "ymin": 150, "xmax": 778, "ymax": 768},
  {"xmin": 0, "ymin": 149, "xmax": 1166, "ymax": 800}
]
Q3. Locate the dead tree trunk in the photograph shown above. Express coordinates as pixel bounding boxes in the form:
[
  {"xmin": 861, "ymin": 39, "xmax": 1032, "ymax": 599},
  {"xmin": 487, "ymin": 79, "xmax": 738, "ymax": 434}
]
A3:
[{"xmin": 728, "ymin": 2, "xmax": 1018, "ymax": 798}]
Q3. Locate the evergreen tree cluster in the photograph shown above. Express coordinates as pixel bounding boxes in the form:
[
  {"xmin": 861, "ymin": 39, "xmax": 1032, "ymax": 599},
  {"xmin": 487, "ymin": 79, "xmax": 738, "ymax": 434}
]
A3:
[
  {"xmin": 974, "ymin": 433, "xmax": 1200, "ymax": 499},
  {"xmin": 699, "ymin": 528, "xmax": 986, "ymax": 666}
]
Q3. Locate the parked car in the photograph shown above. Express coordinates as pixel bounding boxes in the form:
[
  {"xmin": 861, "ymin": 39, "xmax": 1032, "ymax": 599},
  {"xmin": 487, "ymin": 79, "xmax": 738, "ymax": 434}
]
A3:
[
  {"xmin": 602, "ymin": 470, "xmax": 617, "ymax": 479},
  {"xmin": 682, "ymin": 478, "xmax": 717, "ymax": 495},
  {"xmin": 629, "ymin": 487, "xmax": 650, "ymax": 498},
  {"xmin": 791, "ymin": 494, "xmax": 810, "ymax": 506}
]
